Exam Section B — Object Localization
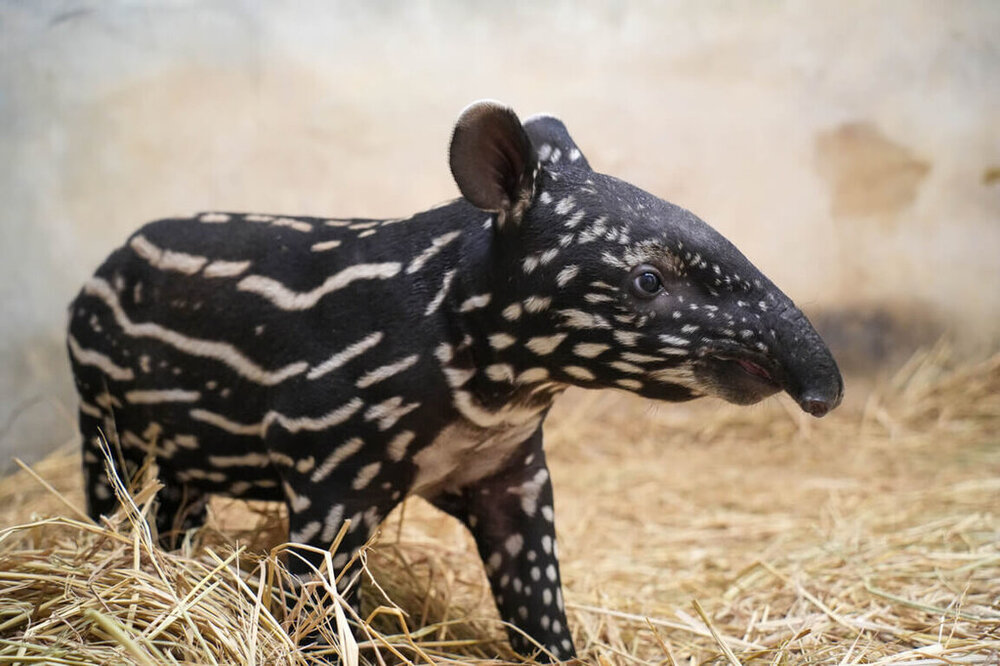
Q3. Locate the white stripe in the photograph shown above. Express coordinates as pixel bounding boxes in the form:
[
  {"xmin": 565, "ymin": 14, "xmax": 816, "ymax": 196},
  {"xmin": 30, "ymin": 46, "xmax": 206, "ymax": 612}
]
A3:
[
  {"xmin": 407, "ymin": 231, "xmax": 461, "ymax": 274},
  {"xmin": 312, "ymin": 438, "xmax": 365, "ymax": 482},
  {"xmin": 307, "ymin": 332, "xmax": 384, "ymax": 380},
  {"xmin": 424, "ymin": 270, "xmax": 456, "ymax": 316},
  {"xmin": 659, "ymin": 334, "xmax": 691, "ymax": 347},
  {"xmin": 79, "ymin": 401, "xmax": 102, "ymax": 418},
  {"xmin": 125, "ymin": 389, "xmax": 201, "ymax": 404},
  {"xmin": 67, "ymin": 334, "xmax": 135, "ymax": 381},
  {"xmin": 320, "ymin": 504, "xmax": 345, "ymax": 543},
  {"xmin": 364, "ymin": 397, "xmax": 420, "ymax": 431},
  {"xmin": 190, "ymin": 409, "xmax": 263, "ymax": 436},
  {"xmin": 310, "ymin": 240, "xmax": 342, "ymax": 252},
  {"xmin": 203, "ymin": 260, "xmax": 251, "ymax": 278},
  {"xmin": 191, "ymin": 398, "xmax": 363, "ymax": 438},
  {"xmin": 84, "ymin": 278, "xmax": 307, "ymax": 386},
  {"xmin": 356, "ymin": 354, "xmax": 419, "ymax": 389},
  {"xmin": 237, "ymin": 262, "xmax": 401, "ymax": 310},
  {"xmin": 208, "ymin": 452, "xmax": 270, "ymax": 467},
  {"xmin": 129, "ymin": 235, "xmax": 207, "ymax": 275},
  {"xmin": 199, "ymin": 212, "xmax": 230, "ymax": 223}
]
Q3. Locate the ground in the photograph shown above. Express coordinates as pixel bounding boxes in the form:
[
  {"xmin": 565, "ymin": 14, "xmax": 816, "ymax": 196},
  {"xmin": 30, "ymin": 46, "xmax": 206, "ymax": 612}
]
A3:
[{"xmin": 0, "ymin": 345, "xmax": 997, "ymax": 664}]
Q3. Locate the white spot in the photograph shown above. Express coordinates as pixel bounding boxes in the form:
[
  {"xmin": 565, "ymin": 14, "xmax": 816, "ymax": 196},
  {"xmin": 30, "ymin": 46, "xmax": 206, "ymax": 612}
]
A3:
[
  {"xmin": 364, "ymin": 396, "xmax": 420, "ymax": 431},
  {"xmin": 563, "ymin": 366, "xmax": 595, "ymax": 381},
  {"xmin": 609, "ymin": 361, "xmax": 644, "ymax": 374},
  {"xmin": 489, "ymin": 333, "xmax": 517, "ymax": 350},
  {"xmin": 613, "ymin": 330, "xmax": 641, "ymax": 346},
  {"xmin": 525, "ymin": 333, "xmax": 567, "ymax": 355},
  {"xmin": 386, "ymin": 430, "xmax": 416, "ymax": 462},
  {"xmin": 564, "ymin": 209, "xmax": 586, "ymax": 229},
  {"xmin": 310, "ymin": 239, "xmax": 342, "ymax": 252},
  {"xmin": 203, "ymin": 260, "xmax": 251, "ymax": 278},
  {"xmin": 502, "ymin": 303, "xmax": 523, "ymax": 321},
  {"xmin": 555, "ymin": 265, "xmax": 579, "ymax": 287},
  {"xmin": 459, "ymin": 294, "xmax": 492, "ymax": 312},
  {"xmin": 541, "ymin": 505, "xmax": 554, "ymax": 522},
  {"xmin": 554, "ymin": 196, "xmax": 575, "ymax": 215},
  {"xmin": 573, "ymin": 342, "xmax": 609, "ymax": 358},
  {"xmin": 542, "ymin": 535, "xmax": 553, "ymax": 554},
  {"xmin": 546, "ymin": 564, "xmax": 557, "ymax": 582},
  {"xmin": 352, "ymin": 462, "xmax": 382, "ymax": 490},
  {"xmin": 272, "ymin": 217, "xmax": 313, "ymax": 233},
  {"xmin": 199, "ymin": 212, "xmax": 230, "ymax": 223},
  {"xmin": 616, "ymin": 378, "xmax": 642, "ymax": 390},
  {"xmin": 523, "ymin": 295, "xmax": 552, "ymax": 313},
  {"xmin": 658, "ymin": 334, "xmax": 691, "ymax": 347},
  {"xmin": 486, "ymin": 364, "xmax": 516, "ymax": 382},
  {"xmin": 505, "ymin": 534, "xmax": 524, "ymax": 556},
  {"xmin": 558, "ymin": 309, "xmax": 611, "ymax": 329},
  {"xmin": 516, "ymin": 368, "xmax": 550, "ymax": 384}
]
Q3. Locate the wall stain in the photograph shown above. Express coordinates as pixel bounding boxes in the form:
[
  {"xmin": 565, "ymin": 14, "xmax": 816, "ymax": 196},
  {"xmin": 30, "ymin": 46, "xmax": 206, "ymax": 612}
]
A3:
[{"xmin": 815, "ymin": 121, "xmax": 931, "ymax": 224}]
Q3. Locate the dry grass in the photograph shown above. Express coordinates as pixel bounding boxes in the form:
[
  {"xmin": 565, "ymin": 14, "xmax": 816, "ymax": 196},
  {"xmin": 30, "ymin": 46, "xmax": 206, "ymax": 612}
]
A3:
[{"xmin": 1, "ymin": 342, "xmax": 998, "ymax": 664}]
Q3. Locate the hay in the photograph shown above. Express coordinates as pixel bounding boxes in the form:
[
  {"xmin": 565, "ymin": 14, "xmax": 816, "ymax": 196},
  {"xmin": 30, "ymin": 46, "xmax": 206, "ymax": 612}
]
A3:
[{"xmin": 1, "ymin": 343, "xmax": 998, "ymax": 664}]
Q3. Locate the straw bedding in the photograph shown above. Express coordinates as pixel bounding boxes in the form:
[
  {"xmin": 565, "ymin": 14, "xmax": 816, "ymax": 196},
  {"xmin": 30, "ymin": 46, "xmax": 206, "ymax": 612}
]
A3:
[{"xmin": 1, "ymin": 343, "xmax": 997, "ymax": 664}]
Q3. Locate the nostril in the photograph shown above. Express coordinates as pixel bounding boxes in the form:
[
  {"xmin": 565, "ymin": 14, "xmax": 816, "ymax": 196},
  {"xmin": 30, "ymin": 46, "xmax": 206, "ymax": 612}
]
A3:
[{"xmin": 800, "ymin": 396, "xmax": 831, "ymax": 418}]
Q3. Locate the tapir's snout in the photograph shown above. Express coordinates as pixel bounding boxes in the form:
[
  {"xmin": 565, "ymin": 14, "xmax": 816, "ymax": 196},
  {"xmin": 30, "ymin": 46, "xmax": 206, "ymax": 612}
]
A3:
[{"xmin": 771, "ymin": 305, "xmax": 844, "ymax": 419}]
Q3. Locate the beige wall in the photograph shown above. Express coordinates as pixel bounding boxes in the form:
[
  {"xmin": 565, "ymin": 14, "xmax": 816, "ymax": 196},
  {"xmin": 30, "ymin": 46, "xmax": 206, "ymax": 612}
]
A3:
[{"xmin": 2, "ymin": 1, "xmax": 998, "ymax": 470}]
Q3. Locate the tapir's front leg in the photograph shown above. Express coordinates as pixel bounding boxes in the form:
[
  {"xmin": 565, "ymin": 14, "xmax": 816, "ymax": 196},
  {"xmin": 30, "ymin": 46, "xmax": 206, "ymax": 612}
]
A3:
[{"xmin": 435, "ymin": 430, "xmax": 575, "ymax": 662}]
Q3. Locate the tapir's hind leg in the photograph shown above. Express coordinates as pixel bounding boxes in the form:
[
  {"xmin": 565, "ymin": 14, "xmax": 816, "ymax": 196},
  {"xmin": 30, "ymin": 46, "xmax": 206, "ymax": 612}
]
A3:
[
  {"xmin": 80, "ymin": 406, "xmax": 118, "ymax": 522},
  {"xmin": 433, "ymin": 430, "xmax": 575, "ymax": 662}
]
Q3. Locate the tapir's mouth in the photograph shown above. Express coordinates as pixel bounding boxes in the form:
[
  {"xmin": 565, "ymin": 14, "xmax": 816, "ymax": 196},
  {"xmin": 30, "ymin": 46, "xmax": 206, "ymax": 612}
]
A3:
[{"xmin": 693, "ymin": 340, "xmax": 784, "ymax": 405}]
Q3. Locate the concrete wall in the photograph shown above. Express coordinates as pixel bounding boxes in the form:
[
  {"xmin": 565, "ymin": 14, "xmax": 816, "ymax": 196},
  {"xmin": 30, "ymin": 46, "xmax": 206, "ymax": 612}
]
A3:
[{"xmin": 2, "ymin": 0, "xmax": 998, "ymax": 471}]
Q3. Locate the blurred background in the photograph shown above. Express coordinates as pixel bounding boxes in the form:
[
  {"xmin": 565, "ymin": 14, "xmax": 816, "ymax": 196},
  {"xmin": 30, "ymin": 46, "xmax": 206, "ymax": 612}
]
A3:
[{"xmin": 1, "ymin": 0, "xmax": 998, "ymax": 472}]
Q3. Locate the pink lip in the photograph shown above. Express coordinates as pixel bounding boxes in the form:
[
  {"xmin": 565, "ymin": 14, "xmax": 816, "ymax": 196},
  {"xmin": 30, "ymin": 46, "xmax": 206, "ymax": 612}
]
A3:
[{"xmin": 737, "ymin": 358, "xmax": 773, "ymax": 382}]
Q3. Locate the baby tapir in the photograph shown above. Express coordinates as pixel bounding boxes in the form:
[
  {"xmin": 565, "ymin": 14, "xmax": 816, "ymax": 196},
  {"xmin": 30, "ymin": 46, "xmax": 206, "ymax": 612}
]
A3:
[{"xmin": 68, "ymin": 100, "xmax": 843, "ymax": 661}]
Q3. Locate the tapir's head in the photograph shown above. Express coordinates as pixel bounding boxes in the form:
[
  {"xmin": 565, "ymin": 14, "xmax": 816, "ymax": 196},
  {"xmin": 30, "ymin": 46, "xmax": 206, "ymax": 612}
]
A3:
[{"xmin": 450, "ymin": 101, "xmax": 843, "ymax": 417}]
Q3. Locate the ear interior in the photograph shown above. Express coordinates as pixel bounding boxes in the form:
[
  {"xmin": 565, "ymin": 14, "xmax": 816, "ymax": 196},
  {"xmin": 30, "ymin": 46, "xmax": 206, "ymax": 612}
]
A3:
[{"xmin": 449, "ymin": 101, "xmax": 536, "ymax": 218}]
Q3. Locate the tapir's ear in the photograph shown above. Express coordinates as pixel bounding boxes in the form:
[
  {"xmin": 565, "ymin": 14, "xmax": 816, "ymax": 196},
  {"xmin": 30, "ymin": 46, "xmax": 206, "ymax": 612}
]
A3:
[
  {"xmin": 523, "ymin": 114, "xmax": 591, "ymax": 170},
  {"xmin": 449, "ymin": 100, "xmax": 537, "ymax": 225}
]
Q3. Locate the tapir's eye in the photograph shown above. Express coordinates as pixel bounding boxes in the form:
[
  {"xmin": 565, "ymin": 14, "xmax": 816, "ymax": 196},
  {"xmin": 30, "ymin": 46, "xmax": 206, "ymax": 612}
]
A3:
[{"xmin": 630, "ymin": 267, "xmax": 664, "ymax": 298}]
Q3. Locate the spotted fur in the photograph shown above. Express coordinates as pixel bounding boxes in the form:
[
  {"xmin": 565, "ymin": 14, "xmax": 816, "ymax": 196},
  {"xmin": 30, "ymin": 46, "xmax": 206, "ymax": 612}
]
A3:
[{"xmin": 68, "ymin": 100, "xmax": 843, "ymax": 661}]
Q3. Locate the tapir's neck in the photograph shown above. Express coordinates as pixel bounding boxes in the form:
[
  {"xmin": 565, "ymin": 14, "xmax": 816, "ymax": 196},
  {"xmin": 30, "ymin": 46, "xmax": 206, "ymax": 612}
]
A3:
[{"xmin": 433, "ymin": 201, "xmax": 567, "ymax": 417}]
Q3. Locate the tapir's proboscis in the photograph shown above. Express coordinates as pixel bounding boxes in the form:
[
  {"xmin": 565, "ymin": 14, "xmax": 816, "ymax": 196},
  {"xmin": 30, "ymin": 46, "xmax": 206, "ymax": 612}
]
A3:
[{"xmin": 68, "ymin": 100, "xmax": 843, "ymax": 661}]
